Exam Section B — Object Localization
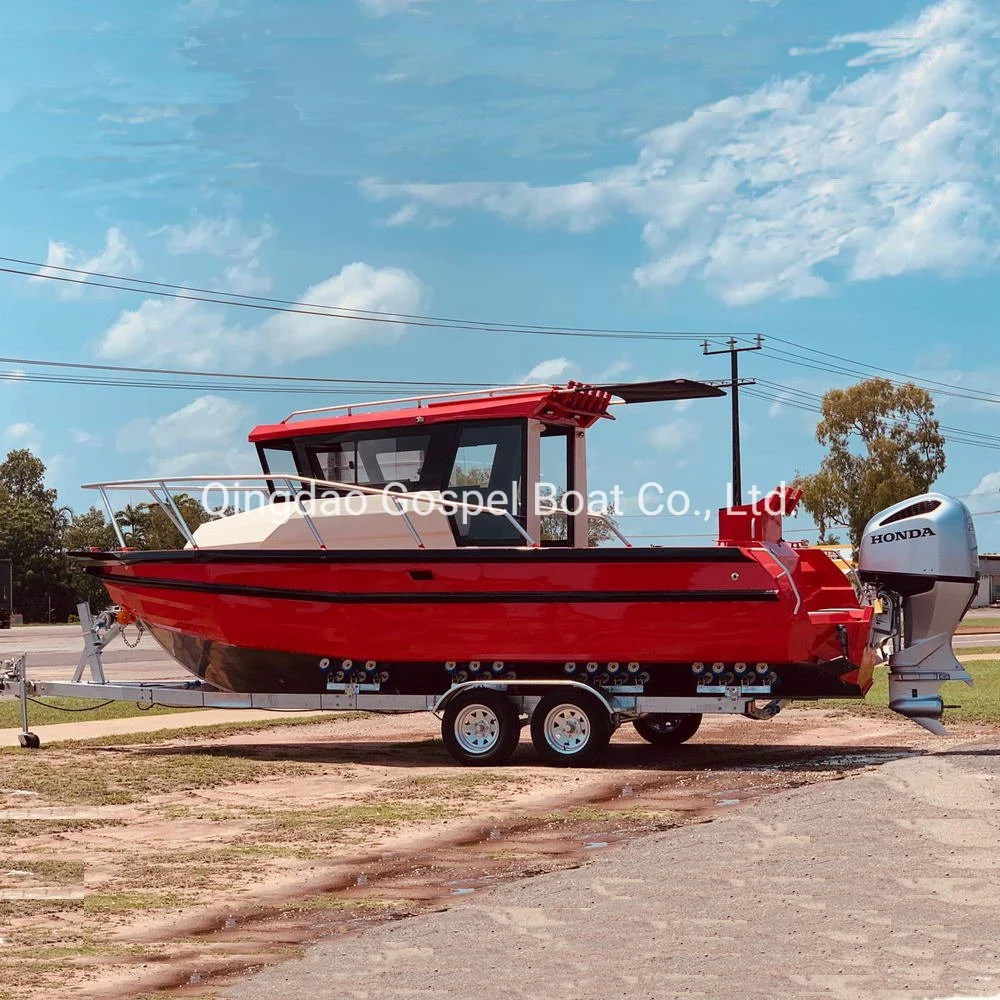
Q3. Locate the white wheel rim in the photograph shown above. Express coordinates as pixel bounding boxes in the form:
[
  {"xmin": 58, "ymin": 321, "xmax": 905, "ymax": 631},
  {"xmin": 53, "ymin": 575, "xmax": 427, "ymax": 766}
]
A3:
[
  {"xmin": 454, "ymin": 704, "xmax": 502, "ymax": 755},
  {"xmin": 543, "ymin": 704, "xmax": 592, "ymax": 755}
]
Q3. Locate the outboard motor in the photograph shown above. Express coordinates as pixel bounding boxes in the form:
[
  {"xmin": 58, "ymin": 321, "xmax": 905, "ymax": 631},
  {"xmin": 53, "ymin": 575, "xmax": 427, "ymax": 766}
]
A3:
[{"xmin": 858, "ymin": 493, "xmax": 978, "ymax": 734}]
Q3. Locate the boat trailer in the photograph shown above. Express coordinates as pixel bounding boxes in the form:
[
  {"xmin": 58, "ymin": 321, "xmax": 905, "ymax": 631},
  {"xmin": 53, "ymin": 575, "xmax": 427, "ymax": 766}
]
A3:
[{"xmin": 1, "ymin": 603, "xmax": 785, "ymax": 760}]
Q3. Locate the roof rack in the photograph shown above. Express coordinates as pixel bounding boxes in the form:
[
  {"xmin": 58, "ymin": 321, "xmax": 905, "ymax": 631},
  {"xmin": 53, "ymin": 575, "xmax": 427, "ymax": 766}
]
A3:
[{"xmin": 279, "ymin": 384, "xmax": 554, "ymax": 424}]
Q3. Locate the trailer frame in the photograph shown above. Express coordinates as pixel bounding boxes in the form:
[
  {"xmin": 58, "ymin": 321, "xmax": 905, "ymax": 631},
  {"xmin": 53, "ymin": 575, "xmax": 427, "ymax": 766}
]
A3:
[{"xmin": 1, "ymin": 604, "xmax": 786, "ymax": 756}]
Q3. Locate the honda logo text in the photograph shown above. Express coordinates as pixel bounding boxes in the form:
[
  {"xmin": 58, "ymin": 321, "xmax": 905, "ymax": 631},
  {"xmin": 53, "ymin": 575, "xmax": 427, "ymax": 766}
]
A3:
[{"xmin": 869, "ymin": 527, "xmax": 936, "ymax": 544}]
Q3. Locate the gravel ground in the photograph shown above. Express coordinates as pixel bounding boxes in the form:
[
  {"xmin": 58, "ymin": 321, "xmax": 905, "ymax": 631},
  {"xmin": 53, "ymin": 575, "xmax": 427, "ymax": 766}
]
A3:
[{"xmin": 227, "ymin": 743, "xmax": 1000, "ymax": 1000}]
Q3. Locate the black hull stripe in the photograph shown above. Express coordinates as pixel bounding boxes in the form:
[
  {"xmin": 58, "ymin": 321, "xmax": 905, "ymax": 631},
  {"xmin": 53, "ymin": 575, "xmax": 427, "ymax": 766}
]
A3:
[
  {"xmin": 72, "ymin": 546, "xmax": 754, "ymax": 566},
  {"xmin": 89, "ymin": 570, "xmax": 780, "ymax": 605}
]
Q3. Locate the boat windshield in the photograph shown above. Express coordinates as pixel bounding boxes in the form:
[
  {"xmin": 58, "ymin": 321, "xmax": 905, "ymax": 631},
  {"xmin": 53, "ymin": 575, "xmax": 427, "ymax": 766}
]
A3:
[{"xmin": 258, "ymin": 420, "xmax": 528, "ymax": 544}]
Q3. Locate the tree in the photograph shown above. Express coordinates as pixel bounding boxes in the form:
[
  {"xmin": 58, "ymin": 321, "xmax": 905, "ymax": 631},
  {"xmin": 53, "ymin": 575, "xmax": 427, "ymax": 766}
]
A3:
[
  {"xmin": 794, "ymin": 378, "xmax": 946, "ymax": 548},
  {"xmin": 64, "ymin": 507, "xmax": 118, "ymax": 613},
  {"xmin": 0, "ymin": 450, "xmax": 73, "ymax": 621},
  {"xmin": 114, "ymin": 494, "xmax": 213, "ymax": 550},
  {"xmin": 540, "ymin": 502, "xmax": 622, "ymax": 546}
]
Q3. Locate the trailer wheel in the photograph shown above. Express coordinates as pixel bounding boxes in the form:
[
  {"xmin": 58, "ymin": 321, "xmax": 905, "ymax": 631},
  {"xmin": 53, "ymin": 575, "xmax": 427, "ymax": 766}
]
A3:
[
  {"xmin": 632, "ymin": 713, "xmax": 702, "ymax": 747},
  {"xmin": 442, "ymin": 690, "xmax": 520, "ymax": 766},
  {"xmin": 530, "ymin": 690, "xmax": 612, "ymax": 767}
]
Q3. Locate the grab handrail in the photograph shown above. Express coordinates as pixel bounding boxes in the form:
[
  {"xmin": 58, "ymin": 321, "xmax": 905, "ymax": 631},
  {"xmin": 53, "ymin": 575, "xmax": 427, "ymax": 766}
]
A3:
[{"xmin": 279, "ymin": 384, "xmax": 555, "ymax": 423}]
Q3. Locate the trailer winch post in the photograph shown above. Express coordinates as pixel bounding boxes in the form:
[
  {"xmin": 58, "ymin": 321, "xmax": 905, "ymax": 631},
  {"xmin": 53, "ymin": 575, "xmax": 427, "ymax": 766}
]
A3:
[{"xmin": 72, "ymin": 602, "xmax": 111, "ymax": 684}]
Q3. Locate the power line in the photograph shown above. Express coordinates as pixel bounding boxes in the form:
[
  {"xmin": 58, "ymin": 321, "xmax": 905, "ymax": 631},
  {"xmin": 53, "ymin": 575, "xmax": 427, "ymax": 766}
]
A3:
[
  {"xmin": 755, "ymin": 379, "xmax": 1000, "ymax": 445},
  {"xmin": 0, "ymin": 256, "xmax": 749, "ymax": 342},
  {"xmin": 0, "ymin": 353, "xmax": 498, "ymax": 389},
  {"xmin": 743, "ymin": 384, "xmax": 1000, "ymax": 451},
  {"xmin": 0, "ymin": 371, "xmax": 488, "ymax": 395},
  {"xmin": 761, "ymin": 345, "xmax": 1000, "ymax": 406},
  {"xmin": 767, "ymin": 334, "xmax": 1000, "ymax": 403}
]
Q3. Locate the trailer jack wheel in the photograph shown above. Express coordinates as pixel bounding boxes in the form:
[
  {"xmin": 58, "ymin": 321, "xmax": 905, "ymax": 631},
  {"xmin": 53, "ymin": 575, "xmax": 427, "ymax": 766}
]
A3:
[
  {"xmin": 442, "ymin": 690, "xmax": 520, "ymax": 767},
  {"xmin": 530, "ymin": 690, "xmax": 612, "ymax": 768},
  {"xmin": 18, "ymin": 732, "xmax": 40, "ymax": 749},
  {"xmin": 632, "ymin": 713, "xmax": 702, "ymax": 747}
]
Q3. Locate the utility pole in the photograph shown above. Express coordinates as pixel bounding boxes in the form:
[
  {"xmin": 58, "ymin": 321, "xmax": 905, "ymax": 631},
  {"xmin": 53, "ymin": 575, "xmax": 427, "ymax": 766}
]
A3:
[{"xmin": 702, "ymin": 335, "xmax": 763, "ymax": 506}]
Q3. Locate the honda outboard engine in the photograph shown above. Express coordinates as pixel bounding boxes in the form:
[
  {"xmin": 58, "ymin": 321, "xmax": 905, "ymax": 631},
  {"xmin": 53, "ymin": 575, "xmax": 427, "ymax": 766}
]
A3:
[{"xmin": 858, "ymin": 493, "xmax": 978, "ymax": 733}]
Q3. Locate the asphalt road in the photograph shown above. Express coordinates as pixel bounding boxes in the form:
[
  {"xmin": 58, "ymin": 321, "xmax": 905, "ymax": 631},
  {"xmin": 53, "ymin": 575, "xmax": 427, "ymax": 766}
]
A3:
[
  {"xmin": 0, "ymin": 624, "xmax": 186, "ymax": 682},
  {"xmin": 955, "ymin": 633, "xmax": 1000, "ymax": 649},
  {"xmin": 227, "ymin": 744, "xmax": 1000, "ymax": 1000}
]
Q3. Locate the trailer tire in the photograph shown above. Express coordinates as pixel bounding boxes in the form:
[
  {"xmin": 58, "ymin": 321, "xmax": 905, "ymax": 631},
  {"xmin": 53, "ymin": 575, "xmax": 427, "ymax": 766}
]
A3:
[
  {"xmin": 632, "ymin": 713, "xmax": 702, "ymax": 747},
  {"xmin": 442, "ymin": 690, "xmax": 521, "ymax": 766},
  {"xmin": 530, "ymin": 689, "xmax": 612, "ymax": 767}
]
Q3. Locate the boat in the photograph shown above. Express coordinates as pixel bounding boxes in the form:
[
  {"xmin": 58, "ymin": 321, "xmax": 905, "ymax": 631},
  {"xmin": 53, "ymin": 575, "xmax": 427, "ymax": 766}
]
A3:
[{"xmin": 71, "ymin": 380, "xmax": 979, "ymax": 766}]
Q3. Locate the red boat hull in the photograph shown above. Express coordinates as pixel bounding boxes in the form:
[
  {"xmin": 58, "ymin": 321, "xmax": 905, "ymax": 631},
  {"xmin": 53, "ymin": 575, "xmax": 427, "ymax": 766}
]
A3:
[{"xmin": 78, "ymin": 546, "xmax": 873, "ymax": 699}]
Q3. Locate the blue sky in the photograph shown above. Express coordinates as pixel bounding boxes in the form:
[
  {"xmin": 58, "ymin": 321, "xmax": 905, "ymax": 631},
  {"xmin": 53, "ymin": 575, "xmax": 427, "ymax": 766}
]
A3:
[{"xmin": 1, "ymin": 0, "xmax": 999, "ymax": 549}]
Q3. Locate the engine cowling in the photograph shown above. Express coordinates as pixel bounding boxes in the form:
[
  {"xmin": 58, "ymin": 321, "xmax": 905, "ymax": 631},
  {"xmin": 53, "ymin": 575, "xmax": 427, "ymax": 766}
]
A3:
[{"xmin": 857, "ymin": 493, "xmax": 978, "ymax": 731}]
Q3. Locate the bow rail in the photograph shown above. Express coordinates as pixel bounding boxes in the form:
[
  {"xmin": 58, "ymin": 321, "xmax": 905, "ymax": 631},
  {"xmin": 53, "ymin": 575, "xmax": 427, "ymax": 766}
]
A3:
[{"xmin": 82, "ymin": 473, "xmax": 541, "ymax": 551}]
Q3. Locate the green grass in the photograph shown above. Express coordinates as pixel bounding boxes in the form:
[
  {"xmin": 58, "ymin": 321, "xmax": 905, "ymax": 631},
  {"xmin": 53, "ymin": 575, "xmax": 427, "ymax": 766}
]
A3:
[
  {"xmin": 817, "ymin": 659, "xmax": 1000, "ymax": 722},
  {"xmin": 0, "ymin": 747, "xmax": 320, "ymax": 806},
  {"xmin": 956, "ymin": 646, "xmax": 1000, "ymax": 657},
  {"xmin": 540, "ymin": 805, "xmax": 680, "ymax": 823},
  {"xmin": 386, "ymin": 772, "xmax": 529, "ymax": 800},
  {"xmin": 56, "ymin": 711, "xmax": 360, "ymax": 747},
  {"xmin": 280, "ymin": 895, "xmax": 394, "ymax": 912},
  {"xmin": 0, "ymin": 819, "xmax": 121, "ymax": 847},
  {"xmin": 0, "ymin": 859, "xmax": 84, "ymax": 887},
  {"xmin": 258, "ymin": 801, "xmax": 453, "ymax": 832},
  {"xmin": 957, "ymin": 616, "xmax": 1000, "ymax": 633},
  {"xmin": 84, "ymin": 891, "xmax": 191, "ymax": 913},
  {"xmin": 0, "ymin": 697, "xmax": 201, "ymax": 729}
]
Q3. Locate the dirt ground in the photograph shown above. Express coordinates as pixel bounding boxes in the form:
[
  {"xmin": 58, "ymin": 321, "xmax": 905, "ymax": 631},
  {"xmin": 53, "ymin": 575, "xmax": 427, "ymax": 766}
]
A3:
[{"xmin": 2, "ymin": 706, "xmax": 997, "ymax": 1000}]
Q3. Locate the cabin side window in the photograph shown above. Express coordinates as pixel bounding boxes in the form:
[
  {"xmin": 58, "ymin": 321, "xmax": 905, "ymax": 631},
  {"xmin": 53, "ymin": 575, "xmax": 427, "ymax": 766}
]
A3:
[
  {"xmin": 296, "ymin": 430, "xmax": 431, "ymax": 490},
  {"xmin": 257, "ymin": 444, "xmax": 302, "ymax": 494},
  {"xmin": 539, "ymin": 426, "xmax": 572, "ymax": 544},
  {"xmin": 447, "ymin": 422, "xmax": 525, "ymax": 545},
  {"xmin": 302, "ymin": 431, "xmax": 433, "ymax": 487}
]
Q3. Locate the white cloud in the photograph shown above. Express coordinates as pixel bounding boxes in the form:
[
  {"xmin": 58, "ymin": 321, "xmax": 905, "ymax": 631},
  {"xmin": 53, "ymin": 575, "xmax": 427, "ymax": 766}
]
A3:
[
  {"xmin": 830, "ymin": 0, "xmax": 979, "ymax": 66},
  {"xmin": 4, "ymin": 422, "xmax": 39, "ymax": 441},
  {"xmin": 100, "ymin": 298, "xmax": 239, "ymax": 368},
  {"xmin": 384, "ymin": 204, "xmax": 420, "ymax": 227},
  {"xmin": 117, "ymin": 395, "xmax": 251, "ymax": 476},
  {"xmin": 222, "ymin": 261, "xmax": 273, "ymax": 295},
  {"xmin": 648, "ymin": 418, "xmax": 699, "ymax": 451},
  {"xmin": 3, "ymin": 422, "xmax": 43, "ymax": 453},
  {"xmin": 176, "ymin": 0, "xmax": 242, "ymax": 21},
  {"xmin": 520, "ymin": 358, "xmax": 573, "ymax": 384},
  {"xmin": 357, "ymin": 0, "xmax": 432, "ymax": 15},
  {"xmin": 99, "ymin": 105, "xmax": 182, "ymax": 126},
  {"xmin": 364, "ymin": 0, "xmax": 1000, "ymax": 304},
  {"xmin": 98, "ymin": 262, "xmax": 426, "ymax": 366},
  {"xmin": 969, "ymin": 471, "xmax": 1000, "ymax": 505},
  {"xmin": 159, "ymin": 215, "xmax": 276, "ymax": 261},
  {"xmin": 363, "ymin": 178, "xmax": 613, "ymax": 234},
  {"xmin": 158, "ymin": 213, "xmax": 276, "ymax": 295},
  {"xmin": 34, "ymin": 227, "xmax": 141, "ymax": 297},
  {"xmin": 70, "ymin": 429, "xmax": 100, "ymax": 446},
  {"xmin": 254, "ymin": 264, "xmax": 425, "ymax": 363},
  {"xmin": 594, "ymin": 360, "xmax": 633, "ymax": 382}
]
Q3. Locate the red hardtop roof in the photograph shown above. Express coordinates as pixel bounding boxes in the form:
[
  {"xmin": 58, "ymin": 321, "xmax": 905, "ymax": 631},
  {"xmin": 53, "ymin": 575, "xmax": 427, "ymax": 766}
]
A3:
[
  {"xmin": 248, "ymin": 383, "xmax": 614, "ymax": 443},
  {"xmin": 247, "ymin": 378, "xmax": 724, "ymax": 444}
]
